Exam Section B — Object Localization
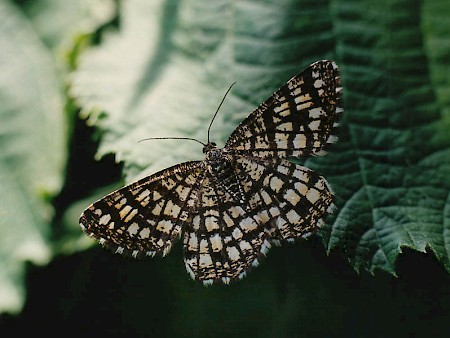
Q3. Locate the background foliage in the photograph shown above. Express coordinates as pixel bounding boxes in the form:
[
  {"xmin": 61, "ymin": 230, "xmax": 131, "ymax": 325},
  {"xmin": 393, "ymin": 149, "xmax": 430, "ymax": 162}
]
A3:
[{"xmin": 1, "ymin": 0, "xmax": 449, "ymax": 336}]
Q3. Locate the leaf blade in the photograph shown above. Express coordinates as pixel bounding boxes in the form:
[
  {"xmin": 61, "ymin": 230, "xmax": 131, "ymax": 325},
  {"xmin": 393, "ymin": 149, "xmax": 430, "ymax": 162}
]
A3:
[{"xmin": 0, "ymin": 1, "xmax": 67, "ymax": 313}]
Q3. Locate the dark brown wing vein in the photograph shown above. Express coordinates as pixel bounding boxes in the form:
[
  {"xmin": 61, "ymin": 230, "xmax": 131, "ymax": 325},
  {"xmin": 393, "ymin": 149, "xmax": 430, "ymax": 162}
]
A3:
[
  {"xmin": 183, "ymin": 173, "xmax": 271, "ymax": 285},
  {"xmin": 233, "ymin": 155, "xmax": 335, "ymax": 242},
  {"xmin": 226, "ymin": 60, "xmax": 342, "ymax": 158},
  {"xmin": 79, "ymin": 161, "xmax": 205, "ymax": 258}
]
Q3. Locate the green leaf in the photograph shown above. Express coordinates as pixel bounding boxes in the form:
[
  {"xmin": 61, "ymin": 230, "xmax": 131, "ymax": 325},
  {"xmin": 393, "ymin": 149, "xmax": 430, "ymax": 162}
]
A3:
[
  {"xmin": 72, "ymin": 0, "xmax": 336, "ymax": 179},
  {"xmin": 323, "ymin": 0, "xmax": 450, "ymax": 274},
  {"xmin": 20, "ymin": 0, "xmax": 117, "ymax": 51},
  {"xmin": 0, "ymin": 1, "xmax": 66, "ymax": 313},
  {"xmin": 71, "ymin": 0, "xmax": 450, "ymax": 276}
]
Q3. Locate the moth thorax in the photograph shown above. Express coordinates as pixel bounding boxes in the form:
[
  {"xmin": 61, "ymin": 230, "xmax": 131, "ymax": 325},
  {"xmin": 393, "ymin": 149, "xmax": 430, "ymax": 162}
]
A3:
[
  {"xmin": 206, "ymin": 148, "xmax": 228, "ymax": 172},
  {"xmin": 206, "ymin": 149, "xmax": 246, "ymax": 205}
]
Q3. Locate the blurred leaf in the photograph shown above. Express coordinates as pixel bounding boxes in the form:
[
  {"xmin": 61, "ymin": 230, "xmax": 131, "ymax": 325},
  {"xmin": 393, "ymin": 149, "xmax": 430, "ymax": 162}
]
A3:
[
  {"xmin": 0, "ymin": 1, "xmax": 66, "ymax": 313},
  {"xmin": 71, "ymin": 0, "xmax": 450, "ymax": 283},
  {"xmin": 20, "ymin": 0, "xmax": 117, "ymax": 51}
]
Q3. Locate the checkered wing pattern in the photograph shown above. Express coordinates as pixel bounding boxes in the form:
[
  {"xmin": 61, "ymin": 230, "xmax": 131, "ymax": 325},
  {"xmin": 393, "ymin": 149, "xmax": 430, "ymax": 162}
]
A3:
[
  {"xmin": 183, "ymin": 173, "xmax": 270, "ymax": 285},
  {"xmin": 234, "ymin": 155, "xmax": 334, "ymax": 242},
  {"xmin": 79, "ymin": 161, "xmax": 204, "ymax": 258},
  {"xmin": 183, "ymin": 154, "xmax": 334, "ymax": 285},
  {"xmin": 80, "ymin": 60, "xmax": 342, "ymax": 285},
  {"xmin": 226, "ymin": 60, "xmax": 342, "ymax": 158}
]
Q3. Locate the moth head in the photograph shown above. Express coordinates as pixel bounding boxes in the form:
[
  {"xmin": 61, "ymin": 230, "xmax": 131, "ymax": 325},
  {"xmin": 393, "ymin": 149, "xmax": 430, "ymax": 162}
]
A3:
[{"xmin": 203, "ymin": 142, "xmax": 217, "ymax": 154}]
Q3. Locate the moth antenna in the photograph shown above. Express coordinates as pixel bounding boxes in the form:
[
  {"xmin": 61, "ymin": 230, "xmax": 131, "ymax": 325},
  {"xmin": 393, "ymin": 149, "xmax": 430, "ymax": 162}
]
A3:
[
  {"xmin": 138, "ymin": 137, "xmax": 206, "ymax": 146},
  {"xmin": 207, "ymin": 82, "xmax": 236, "ymax": 144}
]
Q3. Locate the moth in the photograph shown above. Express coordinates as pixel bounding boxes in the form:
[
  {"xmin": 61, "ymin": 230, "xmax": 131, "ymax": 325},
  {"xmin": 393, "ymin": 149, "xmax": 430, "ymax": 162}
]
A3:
[{"xmin": 80, "ymin": 60, "xmax": 343, "ymax": 285}]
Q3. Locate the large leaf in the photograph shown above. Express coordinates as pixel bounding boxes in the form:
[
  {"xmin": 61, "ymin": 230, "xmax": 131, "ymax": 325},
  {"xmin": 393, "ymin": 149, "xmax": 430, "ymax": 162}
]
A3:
[
  {"xmin": 71, "ymin": 0, "xmax": 450, "ymax": 276},
  {"xmin": 72, "ymin": 0, "xmax": 337, "ymax": 179},
  {"xmin": 0, "ymin": 0, "xmax": 115, "ymax": 314},
  {"xmin": 0, "ymin": 1, "xmax": 66, "ymax": 313},
  {"xmin": 325, "ymin": 0, "xmax": 450, "ymax": 273}
]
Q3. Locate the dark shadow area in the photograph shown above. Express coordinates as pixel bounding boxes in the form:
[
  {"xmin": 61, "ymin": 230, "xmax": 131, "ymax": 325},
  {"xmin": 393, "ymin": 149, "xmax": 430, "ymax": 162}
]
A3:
[{"xmin": 1, "ymin": 240, "xmax": 448, "ymax": 337}]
